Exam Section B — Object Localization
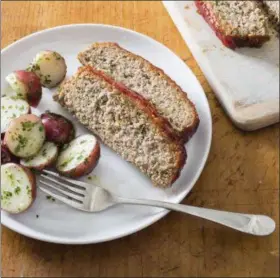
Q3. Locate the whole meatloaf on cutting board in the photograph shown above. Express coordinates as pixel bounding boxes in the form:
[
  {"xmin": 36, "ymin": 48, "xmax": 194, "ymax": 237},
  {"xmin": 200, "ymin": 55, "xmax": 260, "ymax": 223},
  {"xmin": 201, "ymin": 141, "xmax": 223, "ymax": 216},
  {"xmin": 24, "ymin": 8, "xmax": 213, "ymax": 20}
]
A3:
[
  {"xmin": 195, "ymin": 0, "xmax": 270, "ymax": 49},
  {"xmin": 54, "ymin": 66, "xmax": 186, "ymax": 188},
  {"xmin": 78, "ymin": 43, "xmax": 199, "ymax": 142}
]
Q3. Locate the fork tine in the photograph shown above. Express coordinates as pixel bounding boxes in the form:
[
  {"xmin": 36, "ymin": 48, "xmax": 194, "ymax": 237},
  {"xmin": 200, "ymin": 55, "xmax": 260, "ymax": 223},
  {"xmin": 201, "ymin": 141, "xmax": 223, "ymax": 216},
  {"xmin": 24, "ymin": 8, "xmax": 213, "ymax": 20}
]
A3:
[
  {"xmin": 42, "ymin": 170, "xmax": 89, "ymax": 188},
  {"xmin": 39, "ymin": 179, "xmax": 84, "ymax": 202},
  {"xmin": 39, "ymin": 186, "xmax": 84, "ymax": 210},
  {"xmin": 41, "ymin": 174, "xmax": 85, "ymax": 195}
]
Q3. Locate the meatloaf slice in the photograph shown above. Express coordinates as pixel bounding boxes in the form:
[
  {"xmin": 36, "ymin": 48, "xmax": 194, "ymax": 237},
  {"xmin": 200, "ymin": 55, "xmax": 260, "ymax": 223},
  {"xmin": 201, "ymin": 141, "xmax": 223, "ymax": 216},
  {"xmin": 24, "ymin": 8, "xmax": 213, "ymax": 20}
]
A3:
[
  {"xmin": 195, "ymin": 0, "xmax": 270, "ymax": 49},
  {"xmin": 78, "ymin": 43, "xmax": 199, "ymax": 142},
  {"xmin": 54, "ymin": 66, "xmax": 186, "ymax": 188}
]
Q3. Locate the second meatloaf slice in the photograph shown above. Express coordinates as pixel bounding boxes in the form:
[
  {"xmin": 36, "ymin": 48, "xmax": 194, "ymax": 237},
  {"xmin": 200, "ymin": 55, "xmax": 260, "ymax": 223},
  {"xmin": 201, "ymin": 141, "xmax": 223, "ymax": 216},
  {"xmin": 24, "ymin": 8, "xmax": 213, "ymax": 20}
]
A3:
[
  {"xmin": 54, "ymin": 66, "xmax": 186, "ymax": 188},
  {"xmin": 195, "ymin": 0, "xmax": 270, "ymax": 49},
  {"xmin": 78, "ymin": 43, "xmax": 199, "ymax": 142}
]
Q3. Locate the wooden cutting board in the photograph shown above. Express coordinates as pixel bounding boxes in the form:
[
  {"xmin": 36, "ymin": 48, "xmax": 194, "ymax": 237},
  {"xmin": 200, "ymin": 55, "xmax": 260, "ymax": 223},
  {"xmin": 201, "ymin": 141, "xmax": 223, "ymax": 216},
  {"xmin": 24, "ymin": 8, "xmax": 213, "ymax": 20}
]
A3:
[{"xmin": 163, "ymin": 1, "xmax": 279, "ymax": 131}]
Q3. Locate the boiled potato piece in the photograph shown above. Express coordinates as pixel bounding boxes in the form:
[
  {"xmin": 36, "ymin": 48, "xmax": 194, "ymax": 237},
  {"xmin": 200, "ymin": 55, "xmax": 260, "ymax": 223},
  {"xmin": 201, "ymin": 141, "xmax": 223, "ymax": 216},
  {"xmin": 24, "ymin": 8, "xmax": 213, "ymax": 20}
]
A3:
[
  {"xmin": 4, "ymin": 114, "xmax": 45, "ymax": 158},
  {"xmin": 21, "ymin": 141, "xmax": 58, "ymax": 170},
  {"xmin": 6, "ymin": 70, "xmax": 42, "ymax": 107},
  {"xmin": 1, "ymin": 163, "xmax": 36, "ymax": 214},
  {"xmin": 56, "ymin": 134, "xmax": 100, "ymax": 177},
  {"xmin": 1, "ymin": 96, "xmax": 30, "ymax": 134},
  {"xmin": 28, "ymin": 50, "xmax": 67, "ymax": 88},
  {"xmin": 41, "ymin": 111, "xmax": 75, "ymax": 145}
]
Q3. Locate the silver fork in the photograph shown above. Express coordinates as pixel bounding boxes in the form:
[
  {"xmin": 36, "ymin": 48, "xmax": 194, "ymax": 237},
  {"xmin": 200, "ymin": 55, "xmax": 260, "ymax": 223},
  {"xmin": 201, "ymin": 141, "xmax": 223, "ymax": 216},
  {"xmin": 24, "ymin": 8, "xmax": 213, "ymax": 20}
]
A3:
[{"xmin": 39, "ymin": 170, "xmax": 275, "ymax": 236}]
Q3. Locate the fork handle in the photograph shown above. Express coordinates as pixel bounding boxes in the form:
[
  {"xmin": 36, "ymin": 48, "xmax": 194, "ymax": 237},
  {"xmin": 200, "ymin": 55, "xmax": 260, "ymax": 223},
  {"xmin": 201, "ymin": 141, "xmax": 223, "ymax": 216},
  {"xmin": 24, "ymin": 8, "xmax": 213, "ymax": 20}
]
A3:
[{"xmin": 114, "ymin": 196, "xmax": 275, "ymax": 236}]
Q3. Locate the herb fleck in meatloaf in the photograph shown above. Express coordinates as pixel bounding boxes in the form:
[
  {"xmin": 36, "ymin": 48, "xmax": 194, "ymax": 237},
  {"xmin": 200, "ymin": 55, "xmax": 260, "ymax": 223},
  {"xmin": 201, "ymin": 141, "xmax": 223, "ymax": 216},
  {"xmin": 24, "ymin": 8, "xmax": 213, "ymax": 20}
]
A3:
[
  {"xmin": 78, "ymin": 43, "xmax": 199, "ymax": 142},
  {"xmin": 263, "ymin": 0, "xmax": 280, "ymax": 33},
  {"xmin": 54, "ymin": 67, "xmax": 186, "ymax": 188},
  {"xmin": 195, "ymin": 0, "xmax": 270, "ymax": 49}
]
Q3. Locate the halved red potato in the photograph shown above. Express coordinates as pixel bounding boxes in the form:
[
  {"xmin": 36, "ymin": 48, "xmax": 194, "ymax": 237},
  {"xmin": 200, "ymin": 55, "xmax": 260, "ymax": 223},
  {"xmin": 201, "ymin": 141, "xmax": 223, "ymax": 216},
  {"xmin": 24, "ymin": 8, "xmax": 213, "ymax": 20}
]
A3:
[
  {"xmin": 41, "ymin": 111, "xmax": 75, "ymax": 145},
  {"xmin": 56, "ymin": 134, "xmax": 100, "ymax": 178},
  {"xmin": 4, "ymin": 114, "xmax": 45, "ymax": 158},
  {"xmin": 28, "ymin": 50, "xmax": 67, "ymax": 88},
  {"xmin": 21, "ymin": 141, "xmax": 58, "ymax": 170},
  {"xmin": 6, "ymin": 70, "xmax": 42, "ymax": 107},
  {"xmin": 1, "ymin": 96, "xmax": 30, "ymax": 134},
  {"xmin": 1, "ymin": 163, "xmax": 36, "ymax": 214}
]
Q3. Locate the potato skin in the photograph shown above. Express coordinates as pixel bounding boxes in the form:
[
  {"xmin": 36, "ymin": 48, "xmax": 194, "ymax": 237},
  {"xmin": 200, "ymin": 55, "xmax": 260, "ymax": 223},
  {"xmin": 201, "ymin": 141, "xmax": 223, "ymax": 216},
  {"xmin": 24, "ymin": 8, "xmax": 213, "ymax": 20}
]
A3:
[
  {"xmin": 1, "ymin": 142, "xmax": 19, "ymax": 164},
  {"xmin": 57, "ymin": 141, "xmax": 100, "ymax": 178},
  {"xmin": 15, "ymin": 70, "xmax": 42, "ymax": 107},
  {"xmin": 41, "ymin": 112, "xmax": 75, "ymax": 145}
]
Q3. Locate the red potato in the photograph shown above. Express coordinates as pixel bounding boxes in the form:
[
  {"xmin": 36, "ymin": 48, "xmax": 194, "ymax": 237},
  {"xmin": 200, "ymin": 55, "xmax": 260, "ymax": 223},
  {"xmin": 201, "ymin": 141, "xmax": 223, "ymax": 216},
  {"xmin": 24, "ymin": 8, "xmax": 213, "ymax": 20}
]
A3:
[
  {"xmin": 20, "ymin": 141, "xmax": 58, "ymax": 170},
  {"xmin": 6, "ymin": 70, "xmax": 42, "ymax": 107},
  {"xmin": 1, "ymin": 142, "xmax": 19, "ymax": 164},
  {"xmin": 41, "ymin": 111, "xmax": 75, "ymax": 145},
  {"xmin": 56, "ymin": 134, "xmax": 100, "ymax": 178},
  {"xmin": 28, "ymin": 50, "xmax": 67, "ymax": 88},
  {"xmin": 1, "ymin": 163, "xmax": 36, "ymax": 214},
  {"xmin": 4, "ymin": 114, "xmax": 45, "ymax": 158},
  {"xmin": 1, "ymin": 96, "xmax": 30, "ymax": 134}
]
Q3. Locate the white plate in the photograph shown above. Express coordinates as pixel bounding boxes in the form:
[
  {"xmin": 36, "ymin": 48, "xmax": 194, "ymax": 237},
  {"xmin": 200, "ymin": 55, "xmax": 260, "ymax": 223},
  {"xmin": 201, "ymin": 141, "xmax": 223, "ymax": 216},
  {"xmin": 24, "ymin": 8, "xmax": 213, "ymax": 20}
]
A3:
[{"xmin": 1, "ymin": 24, "xmax": 212, "ymax": 244}]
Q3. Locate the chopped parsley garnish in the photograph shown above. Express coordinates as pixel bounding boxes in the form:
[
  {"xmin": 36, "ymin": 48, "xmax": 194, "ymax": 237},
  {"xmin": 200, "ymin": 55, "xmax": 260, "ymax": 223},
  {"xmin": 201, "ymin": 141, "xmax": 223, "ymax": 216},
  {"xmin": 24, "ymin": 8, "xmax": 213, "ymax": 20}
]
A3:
[
  {"xmin": 59, "ymin": 157, "xmax": 74, "ymax": 168},
  {"xmin": 2, "ymin": 191, "xmax": 13, "ymax": 200},
  {"xmin": 19, "ymin": 105, "xmax": 25, "ymax": 112},
  {"xmin": 80, "ymin": 140, "xmax": 87, "ymax": 144},
  {"xmin": 44, "ymin": 75, "xmax": 52, "ymax": 85},
  {"xmin": 26, "ymin": 186, "xmax": 31, "ymax": 196},
  {"xmin": 53, "ymin": 52, "xmax": 61, "ymax": 60},
  {"xmin": 42, "ymin": 148, "xmax": 47, "ymax": 157},
  {"xmin": 7, "ymin": 173, "xmax": 15, "ymax": 186},
  {"xmin": 15, "ymin": 134, "xmax": 28, "ymax": 154},
  {"xmin": 46, "ymin": 195, "xmax": 55, "ymax": 202},
  {"xmin": 27, "ymin": 63, "xmax": 40, "ymax": 72},
  {"xmin": 39, "ymin": 126, "xmax": 44, "ymax": 132},
  {"xmin": 77, "ymin": 154, "xmax": 84, "ymax": 161},
  {"xmin": 14, "ymin": 187, "xmax": 21, "ymax": 195},
  {"xmin": 21, "ymin": 121, "xmax": 36, "ymax": 131}
]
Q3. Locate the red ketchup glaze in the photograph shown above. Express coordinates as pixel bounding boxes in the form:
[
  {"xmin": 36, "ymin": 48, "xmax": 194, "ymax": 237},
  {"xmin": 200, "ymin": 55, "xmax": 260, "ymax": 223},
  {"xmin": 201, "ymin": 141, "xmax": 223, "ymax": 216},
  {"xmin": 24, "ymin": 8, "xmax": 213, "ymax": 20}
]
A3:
[{"xmin": 195, "ymin": 1, "xmax": 236, "ymax": 49}]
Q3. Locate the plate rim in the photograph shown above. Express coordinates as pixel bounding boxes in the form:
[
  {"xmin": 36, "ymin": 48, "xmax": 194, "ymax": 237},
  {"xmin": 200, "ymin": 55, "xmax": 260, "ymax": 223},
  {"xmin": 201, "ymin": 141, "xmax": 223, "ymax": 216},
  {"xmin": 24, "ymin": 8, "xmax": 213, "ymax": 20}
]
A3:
[{"xmin": 1, "ymin": 23, "xmax": 212, "ymax": 244}]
